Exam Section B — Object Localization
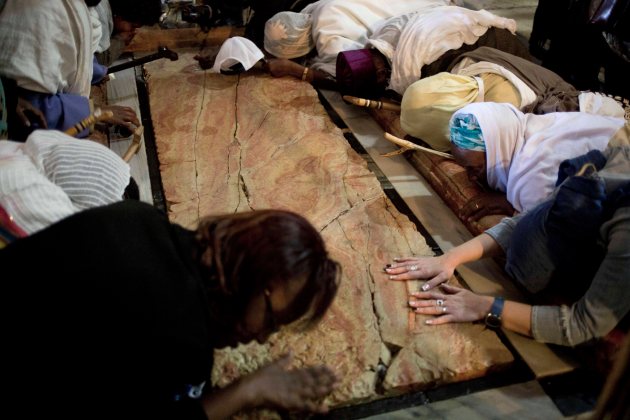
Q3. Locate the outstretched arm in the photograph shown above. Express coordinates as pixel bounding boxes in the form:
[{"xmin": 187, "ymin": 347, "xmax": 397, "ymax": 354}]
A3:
[
  {"xmin": 264, "ymin": 58, "xmax": 337, "ymax": 90},
  {"xmin": 385, "ymin": 233, "xmax": 503, "ymax": 291}
]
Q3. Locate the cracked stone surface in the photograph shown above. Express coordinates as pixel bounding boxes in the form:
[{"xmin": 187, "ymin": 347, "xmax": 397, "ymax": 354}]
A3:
[{"xmin": 146, "ymin": 52, "xmax": 514, "ymax": 412}]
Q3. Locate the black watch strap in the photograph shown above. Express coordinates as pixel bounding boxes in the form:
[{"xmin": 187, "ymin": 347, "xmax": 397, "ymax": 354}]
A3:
[{"xmin": 485, "ymin": 296, "xmax": 505, "ymax": 329}]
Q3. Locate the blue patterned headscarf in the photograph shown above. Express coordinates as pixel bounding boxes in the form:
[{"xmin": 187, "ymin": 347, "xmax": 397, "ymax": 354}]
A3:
[{"xmin": 449, "ymin": 113, "xmax": 485, "ymax": 152}]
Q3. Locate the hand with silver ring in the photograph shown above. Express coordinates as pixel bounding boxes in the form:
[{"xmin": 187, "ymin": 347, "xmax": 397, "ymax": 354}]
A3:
[{"xmin": 436, "ymin": 299, "xmax": 444, "ymax": 307}]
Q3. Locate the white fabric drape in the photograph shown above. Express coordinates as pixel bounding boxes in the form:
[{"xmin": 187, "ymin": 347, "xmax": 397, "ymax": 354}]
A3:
[
  {"xmin": 0, "ymin": 0, "xmax": 94, "ymax": 97},
  {"xmin": 453, "ymin": 103, "xmax": 625, "ymax": 212},
  {"xmin": 372, "ymin": 6, "xmax": 517, "ymax": 95},
  {"xmin": 214, "ymin": 37, "xmax": 265, "ymax": 73},
  {"xmin": 303, "ymin": 0, "xmax": 452, "ymax": 75}
]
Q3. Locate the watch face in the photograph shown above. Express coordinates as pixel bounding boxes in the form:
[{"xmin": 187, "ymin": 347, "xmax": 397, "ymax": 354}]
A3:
[{"xmin": 485, "ymin": 313, "xmax": 502, "ymax": 329}]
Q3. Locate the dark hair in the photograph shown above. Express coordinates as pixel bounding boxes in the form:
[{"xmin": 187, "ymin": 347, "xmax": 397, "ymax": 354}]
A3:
[
  {"xmin": 108, "ymin": 0, "xmax": 163, "ymax": 26},
  {"xmin": 195, "ymin": 209, "xmax": 340, "ymax": 330}
]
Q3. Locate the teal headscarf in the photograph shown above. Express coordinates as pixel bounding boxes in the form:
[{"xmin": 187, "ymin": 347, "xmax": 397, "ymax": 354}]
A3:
[{"xmin": 449, "ymin": 113, "xmax": 485, "ymax": 152}]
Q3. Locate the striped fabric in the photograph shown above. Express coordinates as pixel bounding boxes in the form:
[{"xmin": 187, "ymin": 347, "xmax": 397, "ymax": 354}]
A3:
[
  {"xmin": 0, "ymin": 140, "xmax": 77, "ymax": 234},
  {"xmin": 24, "ymin": 130, "xmax": 130, "ymax": 211},
  {"xmin": 0, "ymin": 130, "xmax": 130, "ymax": 234}
]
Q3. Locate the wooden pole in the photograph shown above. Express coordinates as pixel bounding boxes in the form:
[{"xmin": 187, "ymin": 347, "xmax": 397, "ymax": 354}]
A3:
[
  {"xmin": 64, "ymin": 109, "xmax": 113, "ymax": 137},
  {"xmin": 382, "ymin": 132, "xmax": 454, "ymax": 159},
  {"xmin": 342, "ymin": 95, "xmax": 401, "ymax": 112},
  {"xmin": 122, "ymin": 126, "xmax": 145, "ymax": 162}
]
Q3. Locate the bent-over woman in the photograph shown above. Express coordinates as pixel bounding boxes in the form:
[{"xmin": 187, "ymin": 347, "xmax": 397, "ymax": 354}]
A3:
[{"xmin": 0, "ymin": 200, "xmax": 340, "ymax": 419}]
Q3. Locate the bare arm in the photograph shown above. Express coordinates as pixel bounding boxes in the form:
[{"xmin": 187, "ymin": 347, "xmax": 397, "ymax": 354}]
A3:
[{"xmin": 264, "ymin": 58, "xmax": 337, "ymax": 90}]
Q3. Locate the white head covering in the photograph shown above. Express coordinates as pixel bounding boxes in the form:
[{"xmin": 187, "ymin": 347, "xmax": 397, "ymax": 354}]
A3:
[
  {"xmin": 264, "ymin": 11, "xmax": 314, "ymax": 59},
  {"xmin": 452, "ymin": 102, "xmax": 625, "ymax": 212},
  {"xmin": 24, "ymin": 130, "xmax": 131, "ymax": 211},
  {"xmin": 211, "ymin": 37, "xmax": 265, "ymax": 74},
  {"xmin": 401, "ymin": 72, "xmax": 484, "ymax": 152}
]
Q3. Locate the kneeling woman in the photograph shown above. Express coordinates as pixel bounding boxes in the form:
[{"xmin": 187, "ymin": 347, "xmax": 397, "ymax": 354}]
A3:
[
  {"xmin": 0, "ymin": 201, "xmax": 340, "ymax": 419},
  {"xmin": 385, "ymin": 128, "xmax": 630, "ymax": 347},
  {"xmin": 447, "ymin": 102, "xmax": 624, "ymax": 220}
]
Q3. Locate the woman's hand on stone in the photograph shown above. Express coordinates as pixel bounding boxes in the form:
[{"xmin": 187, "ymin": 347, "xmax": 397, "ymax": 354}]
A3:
[
  {"xmin": 409, "ymin": 284, "xmax": 493, "ymax": 325},
  {"xmin": 384, "ymin": 255, "xmax": 455, "ymax": 291},
  {"xmin": 243, "ymin": 354, "xmax": 337, "ymax": 413},
  {"xmin": 460, "ymin": 193, "xmax": 515, "ymax": 222}
]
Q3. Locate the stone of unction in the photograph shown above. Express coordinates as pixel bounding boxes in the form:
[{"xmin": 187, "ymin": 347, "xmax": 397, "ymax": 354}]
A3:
[{"xmin": 146, "ymin": 52, "xmax": 513, "ymax": 411}]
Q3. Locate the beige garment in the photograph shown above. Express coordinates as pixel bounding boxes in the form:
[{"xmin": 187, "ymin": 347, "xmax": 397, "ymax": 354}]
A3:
[
  {"xmin": 609, "ymin": 121, "xmax": 630, "ymax": 147},
  {"xmin": 400, "ymin": 72, "xmax": 518, "ymax": 151},
  {"xmin": 483, "ymin": 73, "xmax": 520, "ymax": 106}
]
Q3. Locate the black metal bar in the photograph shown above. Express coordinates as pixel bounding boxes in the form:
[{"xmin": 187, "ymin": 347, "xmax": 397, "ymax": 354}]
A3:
[
  {"xmin": 107, "ymin": 47, "xmax": 179, "ymax": 74},
  {"xmin": 134, "ymin": 69, "xmax": 166, "ymax": 214}
]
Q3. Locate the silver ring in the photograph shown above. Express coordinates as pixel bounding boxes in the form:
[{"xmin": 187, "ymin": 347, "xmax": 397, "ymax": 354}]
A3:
[
  {"xmin": 409, "ymin": 265, "xmax": 418, "ymax": 271},
  {"xmin": 475, "ymin": 203, "xmax": 479, "ymax": 209},
  {"xmin": 436, "ymin": 299, "xmax": 444, "ymax": 307},
  {"xmin": 441, "ymin": 306, "xmax": 448, "ymax": 313}
]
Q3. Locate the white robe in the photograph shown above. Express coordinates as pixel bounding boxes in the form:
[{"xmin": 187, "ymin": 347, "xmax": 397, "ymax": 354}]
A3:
[
  {"xmin": 302, "ymin": 0, "xmax": 454, "ymax": 75},
  {"xmin": 454, "ymin": 103, "xmax": 625, "ymax": 212},
  {"xmin": 0, "ymin": 0, "xmax": 94, "ymax": 97},
  {"xmin": 368, "ymin": 6, "xmax": 517, "ymax": 95}
]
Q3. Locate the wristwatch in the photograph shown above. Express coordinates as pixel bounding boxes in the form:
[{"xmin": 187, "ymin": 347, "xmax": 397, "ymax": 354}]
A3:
[{"xmin": 484, "ymin": 296, "xmax": 505, "ymax": 329}]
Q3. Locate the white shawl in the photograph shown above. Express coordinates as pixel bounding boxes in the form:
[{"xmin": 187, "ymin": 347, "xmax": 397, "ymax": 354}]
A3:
[
  {"xmin": 454, "ymin": 103, "xmax": 625, "ymax": 212},
  {"xmin": 0, "ymin": 140, "xmax": 77, "ymax": 235},
  {"xmin": 0, "ymin": 130, "xmax": 130, "ymax": 234},
  {"xmin": 374, "ymin": 6, "xmax": 517, "ymax": 95},
  {"xmin": 303, "ymin": 0, "xmax": 452, "ymax": 75},
  {"xmin": 24, "ymin": 130, "xmax": 130, "ymax": 211},
  {"xmin": 0, "ymin": 0, "xmax": 94, "ymax": 97}
]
